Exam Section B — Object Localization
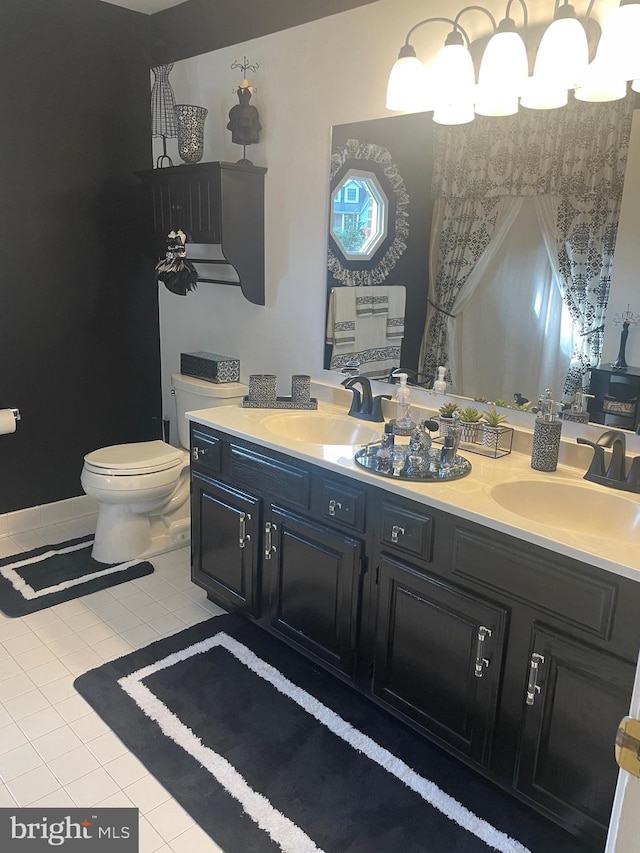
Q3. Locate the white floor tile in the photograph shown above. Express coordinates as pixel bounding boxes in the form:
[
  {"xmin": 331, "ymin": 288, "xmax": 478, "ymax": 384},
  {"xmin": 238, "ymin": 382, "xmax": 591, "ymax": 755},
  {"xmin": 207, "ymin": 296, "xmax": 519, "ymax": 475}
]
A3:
[
  {"xmin": 3, "ymin": 688, "xmax": 51, "ymax": 721},
  {"xmin": 28, "ymin": 659, "xmax": 72, "ymax": 686},
  {"xmin": 0, "ymin": 782, "xmax": 18, "ymax": 806},
  {"xmin": 124, "ymin": 774, "xmax": 171, "ymax": 814},
  {"xmin": 69, "ymin": 712, "xmax": 110, "ymax": 743},
  {"xmin": 0, "ymin": 742, "xmax": 44, "ymax": 782},
  {"xmin": 65, "ymin": 767, "xmax": 120, "ymax": 806},
  {"xmin": 0, "ymin": 675, "xmax": 38, "ymax": 705},
  {"xmin": 54, "ymin": 694, "xmax": 93, "ymax": 723},
  {"xmin": 92, "ymin": 635, "xmax": 133, "ymax": 662},
  {"xmin": 30, "ymin": 787, "xmax": 77, "ymax": 807},
  {"xmin": 139, "ymin": 815, "xmax": 167, "ymax": 853},
  {"xmin": 169, "ymin": 824, "xmax": 222, "ymax": 853},
  {"xmin": 2, "ymin": 631, "xmax": 45, "ymax": 656},
  {"xmin": 48, "ymin": 744, "xmax": 101, "ymax": 785},
  {"xmin": 16, "ymin": 706, "xmax": 66, "ymax": 740},
  {"xmin": 57, "ymin": 647, "xmax": 102, "ymax": 676},
  {"xmin": 86, "ymin": 730, "xmax": 128, "ymax": 765},
  {"xmin": 32, "ymin": 725, "xmax": 83, "ymax": 762},
  {"xmin": 120, "ymin": 624, "xmax": 160, "ymax": 649},
  {"xmin": 0, "ymin": 723, "xmax": 28, "ymax": 755},
  {"xmin": 7, "ymin": 764, "xmax": 60, "ymax": 806},
  {"xmin": 104, "ymin": 752, "xmax": 149, "ymax": 788},
  {"xmin": 39, "ymin": 675, "xmax": 77, "ymax": 705},
  {"xmin": 146, "ymin": 799, "xmax": 195, "ymax": 843},
  {"xmin": 13, "ymin": 645, "xmax": 57, "ymax": 672}
]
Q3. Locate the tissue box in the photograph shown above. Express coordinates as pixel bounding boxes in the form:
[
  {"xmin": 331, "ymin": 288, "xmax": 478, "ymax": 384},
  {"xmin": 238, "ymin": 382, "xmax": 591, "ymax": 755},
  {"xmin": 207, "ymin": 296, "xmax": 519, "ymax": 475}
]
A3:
[{"xmin": 180, "ymin": 351, "xmax": 240, "ymax": 384}]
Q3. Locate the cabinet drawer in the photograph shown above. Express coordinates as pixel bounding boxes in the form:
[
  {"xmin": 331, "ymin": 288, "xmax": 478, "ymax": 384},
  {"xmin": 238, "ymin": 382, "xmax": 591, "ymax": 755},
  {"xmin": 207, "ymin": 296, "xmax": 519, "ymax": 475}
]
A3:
[
  {"xmin": 229, "ymin": 442, "xmax": 310, "ymax": 510},
  {"xmin": 452, "ymin": 527, "xmax": 617, "ymax": 641},
  {"xmin": 379, "ymin": 500, "xmax": 433, "ymax": 564},
  {"xmin": 190, "ymin": 428, "xmax": 222, "ymax": 475},
  {"xmin": 314, "ymin": 475, "xmax": 366, "ymax": 533}
]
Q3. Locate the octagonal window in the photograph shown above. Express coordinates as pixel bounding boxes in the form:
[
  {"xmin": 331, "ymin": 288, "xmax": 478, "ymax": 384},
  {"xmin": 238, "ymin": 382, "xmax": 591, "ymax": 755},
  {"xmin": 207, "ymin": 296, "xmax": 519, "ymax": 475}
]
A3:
[{"xmin": 330, "ymin": 169, "xmax": 389, "ymax": 261}]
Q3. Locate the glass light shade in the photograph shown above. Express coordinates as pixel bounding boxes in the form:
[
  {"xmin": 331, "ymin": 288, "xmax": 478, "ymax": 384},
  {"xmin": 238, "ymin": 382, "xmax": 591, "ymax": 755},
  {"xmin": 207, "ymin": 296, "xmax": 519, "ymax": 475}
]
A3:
[
  {"xmin": 433, "ymin": 100, "xmax": 475, "ymax": 125},
  {"xmin": 574, "ymin": 60, "xmax": 627, "ymax": 102},
  {"xmin": 431, "ymin": 43, "xmax": 476, "ymax": 124},
  {"xmin": 532, "ymin": 17, "xmax": 589, "ymax": 90},
  {"xmin": 519, "ymin": 76, "xmax": 569, "ymax": 110},
  {"xmin": 386, "ymin": 54, "xmax": 430, "ymax": 111},
  {"xmin": 595, "ymin": 4, "xmax": 640, "ymax": 83},
  {"xmin": 478, "ymin": 30, "xmax": 528, "ymax": 94}
]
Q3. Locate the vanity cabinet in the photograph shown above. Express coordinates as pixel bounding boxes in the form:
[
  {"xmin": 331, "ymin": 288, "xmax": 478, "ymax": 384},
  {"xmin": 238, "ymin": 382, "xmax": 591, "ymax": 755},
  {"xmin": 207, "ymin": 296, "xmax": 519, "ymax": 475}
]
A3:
[
  {"xmin": 373, "ymin": 553, "xmax": 508, "ymax": 765},
  {"xmin": 191, "ymin": 472, "xmax": 261, "ymax": 615},
  {"xmin": 265, "ymin": 506, "xmax": 364, "ymax": 677},
  {"xmin": 189, "ymin": 421, "xmax": 640, "ymax": 850}
]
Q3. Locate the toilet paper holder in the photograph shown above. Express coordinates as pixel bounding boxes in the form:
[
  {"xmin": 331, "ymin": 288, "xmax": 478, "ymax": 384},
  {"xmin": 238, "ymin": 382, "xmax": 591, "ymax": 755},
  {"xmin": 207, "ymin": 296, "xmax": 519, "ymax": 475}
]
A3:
[{"xmin": 10, "ymin": 408, "xmax": 20, "ymax": 421}]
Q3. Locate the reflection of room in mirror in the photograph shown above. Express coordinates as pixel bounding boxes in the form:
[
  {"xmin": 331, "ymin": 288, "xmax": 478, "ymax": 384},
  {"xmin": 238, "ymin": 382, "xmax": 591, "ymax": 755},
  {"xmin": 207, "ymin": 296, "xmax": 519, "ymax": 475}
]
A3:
[{"xmin": 452, "ymin": 199, "xmax": 577, "ymax": 405}]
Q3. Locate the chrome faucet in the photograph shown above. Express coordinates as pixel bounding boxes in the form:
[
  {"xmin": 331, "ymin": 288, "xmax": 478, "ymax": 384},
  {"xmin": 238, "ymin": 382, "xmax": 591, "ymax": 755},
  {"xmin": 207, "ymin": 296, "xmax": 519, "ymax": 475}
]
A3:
[
  {"xmin": 341, "ymin": 376, "xmax": 391, "ymax": 422},
  {"xmin": 576, "ymin": 429, "xmax": 640, "ymax": 492}
]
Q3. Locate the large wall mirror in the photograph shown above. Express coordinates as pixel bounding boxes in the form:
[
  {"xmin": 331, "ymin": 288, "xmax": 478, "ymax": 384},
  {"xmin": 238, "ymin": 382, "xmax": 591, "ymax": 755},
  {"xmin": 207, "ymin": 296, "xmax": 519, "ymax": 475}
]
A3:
[{"xmin": 324, "ymin": 99, "xmax": 638, "ymax": 428}]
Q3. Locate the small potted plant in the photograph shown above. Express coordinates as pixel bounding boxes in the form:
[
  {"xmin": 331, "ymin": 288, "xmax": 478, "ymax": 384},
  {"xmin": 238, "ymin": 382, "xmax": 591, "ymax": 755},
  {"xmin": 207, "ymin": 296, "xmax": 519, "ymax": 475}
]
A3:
[
  {"xmin": 458, "ymin": 406, "xmax": 483, "ymax": 441},
  {"xmin": 438, "ymin": 402, "xmax": 459, "ymax": 419},
  {"xmin": 482, "ymin": 407, "xmax": 508, "ymax": 448}
]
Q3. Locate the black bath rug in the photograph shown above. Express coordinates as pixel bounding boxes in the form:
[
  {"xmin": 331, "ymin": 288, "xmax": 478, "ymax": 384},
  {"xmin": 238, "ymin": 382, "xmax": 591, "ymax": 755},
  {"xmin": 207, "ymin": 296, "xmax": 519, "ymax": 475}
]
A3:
[
  {"xmin": 74, "ymin": 614, "xmax": 592, "ymax": 853},
  {"xmin": 0, "ymin": 535, "xmax": 153, "ymax": 617}
]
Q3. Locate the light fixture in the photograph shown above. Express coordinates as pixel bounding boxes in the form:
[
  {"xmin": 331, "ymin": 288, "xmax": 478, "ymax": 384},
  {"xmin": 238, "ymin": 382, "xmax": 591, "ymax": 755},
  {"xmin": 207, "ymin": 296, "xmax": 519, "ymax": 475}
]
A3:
[{"xmin": 386, "ymin": 1, "xmax": 640, "ymax": 125}]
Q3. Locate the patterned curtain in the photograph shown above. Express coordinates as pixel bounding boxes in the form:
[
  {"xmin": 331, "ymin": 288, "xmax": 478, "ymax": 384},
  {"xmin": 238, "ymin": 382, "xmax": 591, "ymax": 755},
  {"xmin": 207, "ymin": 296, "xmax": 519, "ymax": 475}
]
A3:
[{"xmin": 419, "ymin": 94, "xmax": 634, "ymax": 394}]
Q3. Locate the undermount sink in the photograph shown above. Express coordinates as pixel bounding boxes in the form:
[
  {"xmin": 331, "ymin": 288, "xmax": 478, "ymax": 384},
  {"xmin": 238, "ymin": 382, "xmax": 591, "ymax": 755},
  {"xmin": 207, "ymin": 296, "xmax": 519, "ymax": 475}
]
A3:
[
  {"xmin": 261, "ymin": 411, "xmax": 381, "ymax": 446},
  {"xmin": 490, "ymin": 480, "xmax": 640, "ymax": 539}
]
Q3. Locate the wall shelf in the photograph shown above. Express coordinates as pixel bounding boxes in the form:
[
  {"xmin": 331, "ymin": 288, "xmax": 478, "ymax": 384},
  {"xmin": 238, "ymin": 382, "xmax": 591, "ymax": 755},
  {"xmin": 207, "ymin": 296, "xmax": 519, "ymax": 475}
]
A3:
[{"xmin": 137, "ymin": 161, "xmax": 267, "ymax": 305}]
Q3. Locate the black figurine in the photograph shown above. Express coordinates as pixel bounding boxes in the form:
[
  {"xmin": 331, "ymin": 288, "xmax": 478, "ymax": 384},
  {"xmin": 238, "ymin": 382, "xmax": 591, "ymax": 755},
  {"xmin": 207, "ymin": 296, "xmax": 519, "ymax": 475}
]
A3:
[{"xmin": 227, "ymin": 80, "xmax": 261, "ymax": 162}]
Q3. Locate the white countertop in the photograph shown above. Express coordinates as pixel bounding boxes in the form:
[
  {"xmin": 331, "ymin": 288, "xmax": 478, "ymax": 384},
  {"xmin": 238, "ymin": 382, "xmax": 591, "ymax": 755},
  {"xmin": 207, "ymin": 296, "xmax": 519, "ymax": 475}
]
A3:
[{"xmin": 187, "ymin": 399, "xmax": 640, "ymax": 583}]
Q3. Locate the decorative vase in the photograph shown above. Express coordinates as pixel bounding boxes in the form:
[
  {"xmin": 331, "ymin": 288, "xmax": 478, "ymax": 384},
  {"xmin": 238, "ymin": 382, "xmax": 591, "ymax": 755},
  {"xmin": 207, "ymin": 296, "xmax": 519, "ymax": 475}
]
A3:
[{"xmin": 175, "ymin": 104, "xmax": 208, "ymax": 164}]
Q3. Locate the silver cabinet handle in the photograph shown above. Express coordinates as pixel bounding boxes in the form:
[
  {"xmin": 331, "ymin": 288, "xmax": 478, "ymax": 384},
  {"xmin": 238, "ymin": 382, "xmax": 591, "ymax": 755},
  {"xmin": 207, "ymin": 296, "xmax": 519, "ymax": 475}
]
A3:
[
  {"xmin": 526, "ymin": 652, "xmax": 545, "ymax": 705},
  {"xmin": 391, "ymin": 524, "xmax": 405, "ymax": 543},
  {"xmin": 474, "ymin": 625, "xmax": 492, "ymax": 678},
  {"xmin": 328, "ymin": 499, "xmax": 342, "ymax": 516},
  {"xmin": 239, "ymin": 512, "xmax": 251, "ymax": 549},
  {"xmin": 264, "ymin": 522, "xmax": 277, "ymax": 560},
  {"xmin": 192, "ymin": 445, "xmax": 207, "ymax": 461}
]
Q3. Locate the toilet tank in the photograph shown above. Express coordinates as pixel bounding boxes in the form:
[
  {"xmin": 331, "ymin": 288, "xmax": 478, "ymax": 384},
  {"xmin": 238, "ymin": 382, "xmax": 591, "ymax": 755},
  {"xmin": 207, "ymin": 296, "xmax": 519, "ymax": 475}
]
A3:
[{"xmin": 171, "ymin": 373, "xmax": 248, "ymax": 450}]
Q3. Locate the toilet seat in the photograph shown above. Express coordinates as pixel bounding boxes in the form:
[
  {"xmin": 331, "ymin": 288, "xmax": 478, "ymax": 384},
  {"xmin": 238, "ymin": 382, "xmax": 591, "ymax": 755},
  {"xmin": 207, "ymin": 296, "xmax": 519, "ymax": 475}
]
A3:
[{"xmin": 84, "ymin": 440, "xmax": 185, "ymax": 477}]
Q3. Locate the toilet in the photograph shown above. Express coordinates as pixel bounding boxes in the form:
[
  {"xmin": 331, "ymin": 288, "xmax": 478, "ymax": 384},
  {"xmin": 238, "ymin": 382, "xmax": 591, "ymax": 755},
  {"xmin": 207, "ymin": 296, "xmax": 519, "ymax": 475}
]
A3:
[{"xmin": 81, "ymin": 373, "xmax": 248, "ymax": 564}]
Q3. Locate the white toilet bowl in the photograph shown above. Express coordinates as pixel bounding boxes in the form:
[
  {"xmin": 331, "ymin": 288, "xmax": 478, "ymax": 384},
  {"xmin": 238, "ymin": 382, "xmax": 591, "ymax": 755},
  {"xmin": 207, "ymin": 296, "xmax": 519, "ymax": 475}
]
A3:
[
  {"xmin": 81, "ymin": 374, "xmax": 248, "ymax": 564},
  {"xmin": 81, "ymin": 440, "xmax": 190, "ymax": 564}
]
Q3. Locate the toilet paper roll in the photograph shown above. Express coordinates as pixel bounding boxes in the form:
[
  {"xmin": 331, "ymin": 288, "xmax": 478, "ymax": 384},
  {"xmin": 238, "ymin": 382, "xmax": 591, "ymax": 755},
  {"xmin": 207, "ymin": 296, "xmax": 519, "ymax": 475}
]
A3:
[{"xmin": 0, "ymin": 409, "xmax": 17, "ymax": 436}]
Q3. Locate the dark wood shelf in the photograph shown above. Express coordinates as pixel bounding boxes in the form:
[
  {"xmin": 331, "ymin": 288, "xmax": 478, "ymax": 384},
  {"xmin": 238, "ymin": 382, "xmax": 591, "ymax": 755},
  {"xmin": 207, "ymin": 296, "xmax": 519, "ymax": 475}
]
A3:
[
  {"xmin": 588, "ymin": 363, "xmax": 640, "ymax": 431},
  {"xmin": 137, "ymin": 161, "xmax": 267, "ymax": 305}
]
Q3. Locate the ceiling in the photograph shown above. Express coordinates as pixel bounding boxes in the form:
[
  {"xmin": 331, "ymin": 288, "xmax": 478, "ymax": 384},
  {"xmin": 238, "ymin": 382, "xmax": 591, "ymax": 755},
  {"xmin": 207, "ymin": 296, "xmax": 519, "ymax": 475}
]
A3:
[{"xmin": 98, "ymin": 0, "xmax": 187, "ymax": 13}]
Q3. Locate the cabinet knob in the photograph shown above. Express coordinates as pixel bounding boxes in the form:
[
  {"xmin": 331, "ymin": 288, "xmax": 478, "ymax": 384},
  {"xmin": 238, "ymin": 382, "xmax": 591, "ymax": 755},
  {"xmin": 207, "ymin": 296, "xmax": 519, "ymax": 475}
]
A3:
[
  {"xmin": 474, "ymin": 625, "xmax": 492, "ymax": 678},
  {"xmin": 239, "ymin": 512, "xmax": 251, "ymax": 549},
  {"xmin": 391, "ymin": 524, "xmax": 405, "ymax": 544},
  {"xmin": 328, "ymin": 499, "xmax": 342, "ymax": 516},
  {"xmin": 526, "ymin": 652, "xmax": 545, "ymax": 706}
]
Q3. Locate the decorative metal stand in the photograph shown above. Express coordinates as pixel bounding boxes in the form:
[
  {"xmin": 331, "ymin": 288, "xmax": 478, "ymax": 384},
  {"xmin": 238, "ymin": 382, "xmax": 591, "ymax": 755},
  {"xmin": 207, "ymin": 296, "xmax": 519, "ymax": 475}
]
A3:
[
  {"xmin": 612, "ymin": 304, "xmax": 640, "ymax": 370},
  {"xmin": 175, "ymin": 105, "xmax": 208, "ymax": 164}
]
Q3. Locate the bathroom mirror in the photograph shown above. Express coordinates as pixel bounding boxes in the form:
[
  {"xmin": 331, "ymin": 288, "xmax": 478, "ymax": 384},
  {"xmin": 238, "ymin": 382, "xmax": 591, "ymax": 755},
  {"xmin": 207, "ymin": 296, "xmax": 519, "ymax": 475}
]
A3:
[{"xmin": 324, "ymin": 104, "xmax": 636, "ymax": 422}]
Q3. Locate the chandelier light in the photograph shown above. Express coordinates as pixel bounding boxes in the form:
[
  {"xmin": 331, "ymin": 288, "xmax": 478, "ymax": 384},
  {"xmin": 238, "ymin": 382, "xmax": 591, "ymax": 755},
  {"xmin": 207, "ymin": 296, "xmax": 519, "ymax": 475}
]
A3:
[{"xmin": 386, "ymin": 1, "xmax": 640, "ymax": 124}]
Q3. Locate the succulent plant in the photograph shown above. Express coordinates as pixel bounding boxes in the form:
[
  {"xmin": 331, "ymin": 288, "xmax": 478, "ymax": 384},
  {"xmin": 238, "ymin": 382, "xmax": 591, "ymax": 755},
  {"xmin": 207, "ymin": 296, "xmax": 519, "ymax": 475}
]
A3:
[
  {"xmin": 483, "ymin": 407, "xmax": 508, "ymax": 427},
  {"xmin": 459, "ymin": 406, "xmax": 483, "ymax": 423},
  {"xmin": 438, "ymin": 402, "xmax": 459, "ymax": 418}
]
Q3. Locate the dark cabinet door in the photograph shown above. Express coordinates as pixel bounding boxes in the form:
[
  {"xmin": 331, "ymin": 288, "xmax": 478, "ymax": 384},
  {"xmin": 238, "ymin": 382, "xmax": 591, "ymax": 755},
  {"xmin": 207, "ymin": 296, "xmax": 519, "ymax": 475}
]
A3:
[
  {"xmin": 266, "ymin": 507, "xmax": 363, "ymax": 677},
  {"xmin": 515, "ymin": 625, "xmax": 634, "ymax": 847},
  {"xmin": 191, "ymin": 472, "xmax": 261, "ymax": 615},
  {"xmin": 373, "ymin": 554, "xmax": 508, "ymax": 765}
]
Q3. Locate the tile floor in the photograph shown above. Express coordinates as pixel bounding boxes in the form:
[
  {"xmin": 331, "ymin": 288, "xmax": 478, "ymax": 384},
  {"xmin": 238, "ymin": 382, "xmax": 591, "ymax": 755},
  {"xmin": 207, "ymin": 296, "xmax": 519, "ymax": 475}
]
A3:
[{"xmin": 0, "ymin": 514, "xmax": 226, "ymax": 853}]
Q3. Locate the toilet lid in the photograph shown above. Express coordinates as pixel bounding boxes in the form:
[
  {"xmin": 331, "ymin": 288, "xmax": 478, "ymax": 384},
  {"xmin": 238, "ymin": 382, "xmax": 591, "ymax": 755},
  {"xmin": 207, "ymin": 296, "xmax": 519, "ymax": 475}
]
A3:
[{"xmin": 84, "ymin": 440, "xmax": 185, "ymax": 475}]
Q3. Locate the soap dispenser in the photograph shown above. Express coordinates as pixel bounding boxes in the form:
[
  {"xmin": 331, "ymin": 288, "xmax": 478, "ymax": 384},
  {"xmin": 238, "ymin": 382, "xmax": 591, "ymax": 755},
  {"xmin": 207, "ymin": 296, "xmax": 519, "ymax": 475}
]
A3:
[
  {"xmin": 562, "ymin": 390, "xmax": 594, "ymax": 424},
  {"xmin": 531, "ymin": 389, "xmax": 562, "ymax": 472},
  {"xmin": 433, "ymin": 366, "xmax": 447, "ymax": 394},
  {"xmin": 391, "ymin": 371, "xmax": 415, "ymax": 434}
]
